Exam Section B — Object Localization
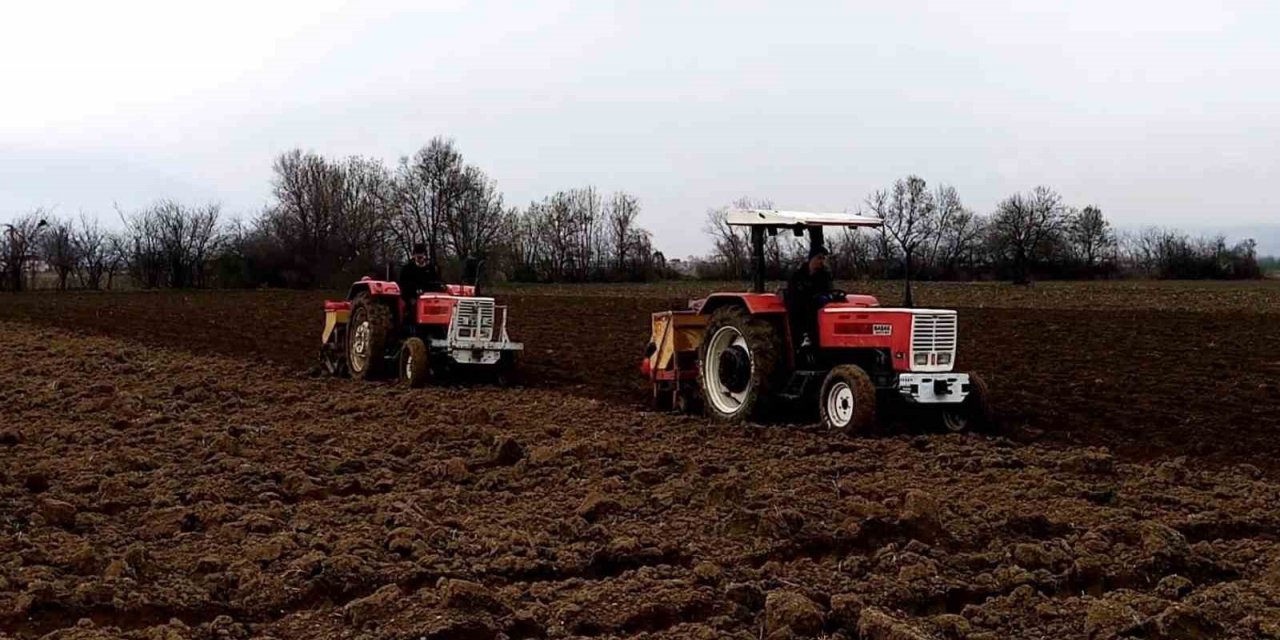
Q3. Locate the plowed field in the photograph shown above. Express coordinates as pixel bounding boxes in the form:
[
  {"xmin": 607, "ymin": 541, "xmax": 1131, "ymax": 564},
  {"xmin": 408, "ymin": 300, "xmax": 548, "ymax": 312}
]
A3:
[{"xmin": 2, "ymin": 283, "xmax": 1279, "ymax": 639}]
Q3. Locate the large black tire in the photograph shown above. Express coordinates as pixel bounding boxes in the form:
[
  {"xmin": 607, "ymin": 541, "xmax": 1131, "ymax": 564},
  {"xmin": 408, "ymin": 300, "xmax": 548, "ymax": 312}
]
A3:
[
  {"xmin": 819, "ymin": 364, "xmax": 877, "ymax": 434},
  {"xmin": 494, "ymin": 351, "xmax": 522, "ymax": 387},
  {"xmin": 697, "ymin": 305, "xmax": 785, "ymax": 423},
  {"xmin": 941, "ymin": 372, "xmax": 995, "ymax": 433},
  {"xmin": 347, "ymin": 294, "xmax": 392, "ymax": 380},
  {"xmin": 399, "ymin": 337, "xmax": 429, "ymax": 388}
]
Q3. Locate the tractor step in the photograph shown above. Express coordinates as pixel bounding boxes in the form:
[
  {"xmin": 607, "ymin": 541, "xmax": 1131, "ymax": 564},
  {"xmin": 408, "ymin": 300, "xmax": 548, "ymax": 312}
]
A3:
[{"xmin": 778, "ymin": 369, "xmax": 826, "ymax": 401}]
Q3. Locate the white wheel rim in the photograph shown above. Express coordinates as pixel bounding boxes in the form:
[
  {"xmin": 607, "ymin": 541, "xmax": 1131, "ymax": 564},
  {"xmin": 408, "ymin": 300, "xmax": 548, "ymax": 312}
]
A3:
[
  {"xmin": 704, "ymin": 325, "xmax": 751, "ymax": 415},
  {"xmin": 350, "ymin": 319, "xmax": 370, "ymax": 371},
  {"xmin": 404, "ymin": 352, "xmax": 414, "ymax": 379},
  {"xmin": 826, "ymin": 381, "xmax": 855, "ymax": 428}
]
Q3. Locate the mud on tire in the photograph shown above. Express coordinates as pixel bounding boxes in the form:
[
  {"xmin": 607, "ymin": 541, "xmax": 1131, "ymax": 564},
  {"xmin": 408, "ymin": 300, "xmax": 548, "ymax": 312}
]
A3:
[
  {"xmin": 347, "ymin": 294, "xmax": 392, "ymax": 380},
  {"xmin": 697, "ymin": 305, "xmax": 785, "ymax": 423},
  {"xmin": 819, "ymin": 364, "xmax": 877, "ymax": 434},
  {"xmin": 941, "ymin": 372, "xmax": 995, "ymax": 433},
  {"xmin": 399, "ymin": 337, "xmax": 429, "ymax": 388}
]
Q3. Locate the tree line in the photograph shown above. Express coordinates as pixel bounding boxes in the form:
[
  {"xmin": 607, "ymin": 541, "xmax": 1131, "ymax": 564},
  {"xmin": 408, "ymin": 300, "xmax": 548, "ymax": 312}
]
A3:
[
  {"xmin": 698, "ymin": 176, "xmax": 1265, "ymax": 282},
  {"xmin": 1, "ymin": 137, "xmax": 669, "ymax": 291},
  {"xmin": 220, "ymin": 138, "xmax": 669, "ymax": 287},
  {"xmin": 1, "ymin": 161, "xmax": 1269, "ymax": 292}
]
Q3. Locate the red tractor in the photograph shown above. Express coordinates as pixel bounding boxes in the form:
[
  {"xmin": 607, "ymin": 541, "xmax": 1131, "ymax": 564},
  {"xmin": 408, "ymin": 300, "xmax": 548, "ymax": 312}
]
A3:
[
  {"xmin": 321, "ymin": 276, "xmax": 521, "ymax": 386},
  {"xmin": 642, "ymin": 209, "xmax": 991, "ymax": 433}
]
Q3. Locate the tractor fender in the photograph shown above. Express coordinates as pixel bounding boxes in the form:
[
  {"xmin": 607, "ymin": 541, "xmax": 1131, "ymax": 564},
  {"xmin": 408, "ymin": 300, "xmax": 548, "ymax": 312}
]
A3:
[
  {"xmin": 695, "ymin": 292, "xmax": 794, "ymax": 369},
  {"xmin": 347, "ymin": 278, "xmax": 401, "ymax": 301},
  {"xmin": 696, "ymin": 292, "xmax": 787, "ymax": 316}
]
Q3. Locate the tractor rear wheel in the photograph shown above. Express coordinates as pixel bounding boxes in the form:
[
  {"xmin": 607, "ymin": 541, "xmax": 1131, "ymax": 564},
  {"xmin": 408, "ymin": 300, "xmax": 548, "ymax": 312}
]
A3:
[
  {"xmin": 819, "ymin": 365, "xmax": 876, "ymax": 434},
  {"xmin": 698, "ymin": 305, "xmax": 784, "ymax": 423},
  {"xmin": 399, "ymin": 337, "xmax": 429, "ymax": 388},
  {"xmin": 940, "ymin": 373, "xmax": 994, "ymax": 433},
  {"xmin": 347, "ymin": 294, "xmax": 391, "ymax": 380}
]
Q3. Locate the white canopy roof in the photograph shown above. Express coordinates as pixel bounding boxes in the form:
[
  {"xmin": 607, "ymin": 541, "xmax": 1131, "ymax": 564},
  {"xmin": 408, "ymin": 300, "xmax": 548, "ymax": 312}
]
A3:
[{"xmin": 726, "ymin": 208, "xmax": 884, "ymax": 228}]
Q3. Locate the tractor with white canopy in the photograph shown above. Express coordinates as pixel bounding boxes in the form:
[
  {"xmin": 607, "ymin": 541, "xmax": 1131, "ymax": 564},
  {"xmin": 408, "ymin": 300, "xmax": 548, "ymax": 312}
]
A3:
[{"xmin": 641, "ymin": 209, "xmax": 992, "ymax": 433}]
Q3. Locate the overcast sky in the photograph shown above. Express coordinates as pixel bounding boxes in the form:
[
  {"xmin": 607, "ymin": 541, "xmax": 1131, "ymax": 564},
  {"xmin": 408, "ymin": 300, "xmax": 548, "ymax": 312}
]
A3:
[{"xmin": 2, "ymin": 0, "xmax": 1277, "ymax": 257}]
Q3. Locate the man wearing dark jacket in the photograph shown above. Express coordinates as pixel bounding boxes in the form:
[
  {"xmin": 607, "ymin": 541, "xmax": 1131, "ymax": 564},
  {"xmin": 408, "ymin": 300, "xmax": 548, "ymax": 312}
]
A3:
[
  {"xmin": 787, "ymin": 244, "xmax": 841, "ymax": 347},
  {"xmin": 397, "ymin": 244, "xmax": 446, "ymax": 322}
]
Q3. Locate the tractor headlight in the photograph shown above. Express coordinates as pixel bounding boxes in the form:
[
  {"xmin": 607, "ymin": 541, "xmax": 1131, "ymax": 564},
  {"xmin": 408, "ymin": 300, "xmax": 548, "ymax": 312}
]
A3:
[
  {"xmin": 937, "ymin": 353, "xmax": 951, "ymax": 365},
  {"xmin": 914, "ymin": 353, "xmax": 929, "ymax": 366}
]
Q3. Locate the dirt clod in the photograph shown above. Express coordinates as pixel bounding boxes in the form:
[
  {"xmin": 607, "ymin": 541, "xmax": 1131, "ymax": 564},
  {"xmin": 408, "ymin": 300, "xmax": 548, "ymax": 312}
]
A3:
[
  {"xmin": 829, "ymin": 592, "xmax": 866, "ymax": 628},
  {"xmin": 440, "ymin": 578, "xmax": 508, "ymax": 614},
  {"xmin": 764, "ymin": 590, "xmax": 824, "ymax": 636},
  {"xmin": 857, "ymin": 607, "xmax": 930, "ymax": 640},
  {"xmin": 344, "ymin": 584, "xmax": 404, "ymax": 626},
  {"xmin": 576, "ymin": 493, "xmax": 622, "ymax": 522},
  {"xmin": 38, "ymin": 499, "xmax": 77, "ymax": 527},
  {"xmin": 490, "ymin": 435, "xmax": 524, "ymax": 466},
  {"xmin": 1085, "ymin": 597, "xmax": 1144, "ymax": 639}
]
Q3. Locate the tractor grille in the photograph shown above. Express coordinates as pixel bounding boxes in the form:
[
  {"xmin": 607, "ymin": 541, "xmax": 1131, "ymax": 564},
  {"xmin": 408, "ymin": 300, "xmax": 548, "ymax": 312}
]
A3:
[
  {"xmin": 910, "ymin": 313, "xmax": 957, "ymax": 370},
  {"xmin": 455, "ymin": 299, "xmax": 495, "ymax": 342}
]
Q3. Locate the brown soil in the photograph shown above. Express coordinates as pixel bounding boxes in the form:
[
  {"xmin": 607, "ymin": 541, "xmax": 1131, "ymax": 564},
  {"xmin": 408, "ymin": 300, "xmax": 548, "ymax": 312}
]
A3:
[{"xmin": 1, "ymin": 285, "xmax": 1279, "ymax": 639}]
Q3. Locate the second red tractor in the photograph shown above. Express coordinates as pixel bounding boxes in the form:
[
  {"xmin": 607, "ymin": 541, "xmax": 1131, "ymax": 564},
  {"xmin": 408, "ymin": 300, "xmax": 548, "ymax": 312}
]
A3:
[
  {"xmin": 642, "ymin": 209, "xmax": 992, "ymax": 433},
  {"xmin": 321, "ymin": 277, "xmax": 522, "ymax": 386}
]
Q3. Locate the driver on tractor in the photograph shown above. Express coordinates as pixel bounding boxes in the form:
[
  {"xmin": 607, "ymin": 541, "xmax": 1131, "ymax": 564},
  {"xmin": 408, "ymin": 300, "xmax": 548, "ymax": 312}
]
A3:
[
  {"xmin": 787, "ymin": 244, "xmax": 845, "ymax": 348},
  {"xmin": 397, "ymin": 243, "xmax": 446, "ymax": 323}
]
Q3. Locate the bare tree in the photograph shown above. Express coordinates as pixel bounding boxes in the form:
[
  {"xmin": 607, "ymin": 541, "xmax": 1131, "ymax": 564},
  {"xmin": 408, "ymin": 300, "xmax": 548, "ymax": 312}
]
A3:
[
  {"xmin": 1067, "ymin": 205, "xmax": 1114, "ymax": 273},
  {"xmin": 2, "ymin": 211, "xmax": 50, "ymax": 291},
  {"xmin": 990, "ymin": 185, "xmax": 1068, "ymax": 284},
  {"xmin": 535, "ymin": 193, "xmax": 576, "ymax": 281},
  {"xmin": 869, "ymin": 176, "xmax": 936, "ymax": 305},
  {"xmin": 925, "ymin": 184, "xmax": 964, "ymax": 273},
  {"xmin": 829, "ymin": 225, "xmax": 877, "ymax": 278},
  {"xmin": 105, "ymin": 234, "xmax": 127, "ymax": 290},
  {"xmin": 936, "ymin": 209, "xmax": 986, "ymax": 276},
  {"xmin": 566, "ymin": 186, "xmax": 603, "ymax": 280},
  {"xmin": 338, "ymin": 156, "xmax": 393, "ymax": 276},
  {"xmin": 267, "ymin": 149, "xmax": 345, "ymax": 285},
  {"xmin": 392, "ymin": 138, "xmax": 467, "ymax": 262},
  {"xmin": 39, "ymin": 217, "xmax": 79, "ymax": 291},
  {"xmin": 73, "ymin": 213, "xmax": 112, "ymax": 290},
  {"xmin": 702, "ymin": 196, "xmax": 778, "ymax": 280},
  {"xmin": 265, "ymin": 150, "xmax": 393, "ymax": 285},
  {"xmin": 445, "ymin": 165, "xmax": 506, "ymax": 263},
  {"xmin": 119, "ymin": 201, "xmax": 222, "ymax": 288},
  {"xmin": 606, "ymin": 191, "xmax": 641, "ymax": 273},
  {"xmin": 733, "ymin": 197, "xmax": 794, "ymax": 277},
  {"xmin": 704, "ymin": 207, "xmax": 750, "ymax": 279}
]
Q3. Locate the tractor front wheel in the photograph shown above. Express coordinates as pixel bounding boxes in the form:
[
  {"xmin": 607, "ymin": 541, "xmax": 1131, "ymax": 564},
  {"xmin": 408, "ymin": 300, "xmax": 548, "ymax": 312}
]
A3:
[
  {"xmin": 940, "ymin": 373, "xmax": 994, "ymax": 433},
  {"xmin": 399, "ymin": 337, "xmax": 430, "ymax": 388},
  {"xmin": 494, "ymin": 352, "xmax": 521, "ymax": 387},
  {"xmin": 698, "ymin": 305, "xmax": 784, "ymax": 423},
  {"xmin": 348, "ymin": 295, "xmax": 391, "ymax": 380},
  {"xmin": 819, "ymin": 365, "xmax": 876, "ymax": 434}
]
